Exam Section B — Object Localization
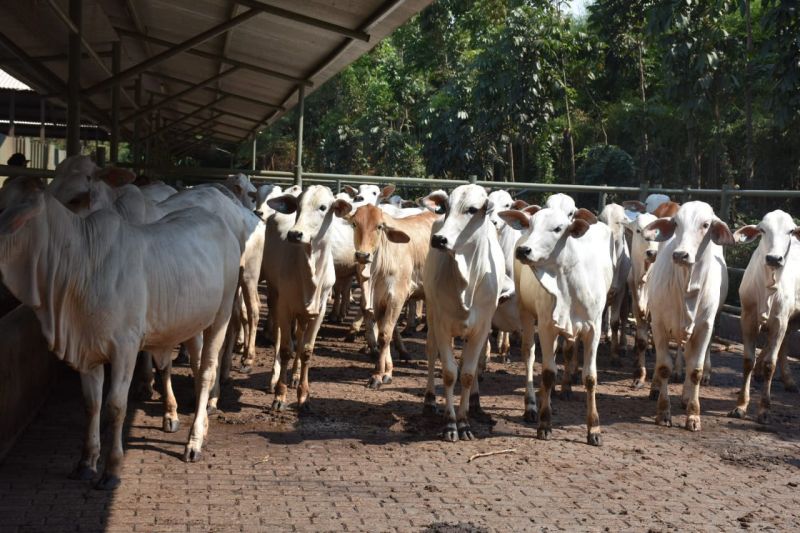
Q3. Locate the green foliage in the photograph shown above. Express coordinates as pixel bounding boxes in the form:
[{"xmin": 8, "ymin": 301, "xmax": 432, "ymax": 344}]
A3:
[{"xmin": 576, "ymin": 144, "xmax": 636, "ymax": 186}]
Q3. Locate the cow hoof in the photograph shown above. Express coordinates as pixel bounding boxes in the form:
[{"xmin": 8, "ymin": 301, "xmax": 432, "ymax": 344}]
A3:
[
  {"xmin": 784, "ymin": 382, "xmax": 799, "ymax": 393},
  {"xmin": 523, "ymin": 409, "xmax": 538, "ymax": 424},
  {"xmin": 648, "ymin": 389, "xmax": 659, "ymax": 401},
  {"xmin": 68, "ymin": 464, "xmax": 97, "ymax": 481},
  {"xmin": 94, "ymin": 474, "xmax": 121, "ymax": 491},
  {"xmin": 206, "ymin": 405, "xmax": 217, "ymax": 416},
  {"xmin": 183, "ymin": 446, "xmax": 202, "ymax": 463},
  {"xmin": 560, "ymin": 390, "xmax": 573, "ymax": 401},
  {"xmin": 587, "ymin": 433, "xmax": 602, "ymax": 446},
  {"xmin": 382, "ymin": 375, "xmax": 393, "ymax": 384},
  {"xmin": 728, "ymin": 407, "xmax": 747, "ymax": 419},
  {"xmin": 536, "ymin": 426, "xmax": 552, "ymax": 440},
  {"xmin": 756, "ymin": 412, "xmax": 769, "ymax": 425},
  {"xmin": 610, "ymin": 358, "xmax": 623, "ymax": 368},
  {"xmin": 685, "ymin": 415, "xmax": 701, "ymax": 432},
  {"xmin": 271, "ymin": 400, "xmax": 287, "ymax": 412},
  {"xmin": 458, "ymin": 426, "xmax": 475, "ymax": 441},
  {"xmin": 162, "ymin": 417, "xmax": 180, "ymax": 433},
  {"xmin": 655, "ymin": 412, "xmax": 672, "ymax": 427},
  {"xmin": 239, "ymin": 364, "xmax": 252, "ymax": 375},
  {"xmin": 289, "ymin": 378, "xmax": 300, "ymax": 389},
  {"xmin": 632, "ymin": 379, "xmax": 645, "ymax": 390},
  {"xmin": 367, "ymin": 376, "xmax": 382, "ymax": 390},
  {"xmin": 442, "ymin": 424, "xmax": 459, "ymax": 442}
]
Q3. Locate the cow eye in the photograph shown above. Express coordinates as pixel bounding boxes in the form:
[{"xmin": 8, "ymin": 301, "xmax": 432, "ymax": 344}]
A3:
[
  {"xmin": 467, "ymin": 206, "xmax": 478, "ymax": 215},
  {"xmin": 319, "ymin": 205, "xmax": 327, "ymax": 212},
  {"xmin": 554, "ymin": 226, "xmax": 563, "ymax": 233},
  {"xmin": 636, "ymin": 229, "xmax": 641, "ymax": 234},
  {"xmin": 702, "ymin": 222, "xmax": 710, "ymax": 229}
]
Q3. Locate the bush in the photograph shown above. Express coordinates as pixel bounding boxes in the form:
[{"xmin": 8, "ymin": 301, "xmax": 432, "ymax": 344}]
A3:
[{"xmin": 576, "ymin": 144, "xmax": 636, "ymax": 186}]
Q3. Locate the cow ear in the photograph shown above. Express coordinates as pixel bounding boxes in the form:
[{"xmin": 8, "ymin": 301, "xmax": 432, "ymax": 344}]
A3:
[
  {"xmin": 734, "ymin": 225, "xmax": 761, "ymax": 244},
  {"xmin": 342, "ymin": 185, "xmax": 358, "ymax": 198},
  {"xmin": 511, "ymin": 199, "xmax": 529, "ymax": 210},
  {"xmin": 267, "ymin": 194, "xmax": 298, "ymax": 215},
  {"xmin": 622, "ymin": 200, "xmax": 646, "ymax": 213},
  {"xmin": 573, "ymin": 208, "xmax": 597, "ymax": 225},
  {"xmin": 569, "ymin": 219, "xmax": 591, "ymax": 238},
  {"xmin": 643, "ymin": 218, "xmax": 676, "ymax": 242},
  {"xmin": 498, "ymin": 210, "xmax": 530, "ymax": 231},
  {"xmin": 653, "ymin": 201, "xmax": 680, "ymax": 218},
  {"xmin": 710, "ymin": 219, "xmax": 735, "ymax": 246},
  {"xmin": 332, "ymin": 199, "xmax": 353, "ymax": 218},
  {"xmin": 95, "ymin": 166, "xmax": 136, "ymax": 187},
  {"xmin": 522, "ymin": 204, "xmax": 542, "ymax": 216},
  {"xmin": 420, "ymin": 191, "xmax": 448, "ymax": 215},
  {"xmin": 383, "ymin": 225, "xmax": 410, "ymax": 243},
  {"xmin": 380, "ymin": 184, "xmax": 396, "ymax": 199}
]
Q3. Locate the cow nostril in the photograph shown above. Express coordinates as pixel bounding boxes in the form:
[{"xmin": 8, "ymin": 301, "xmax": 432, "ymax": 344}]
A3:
[
  {"xmin": 645, "ymin": 250, "xmax": 657, "ymax": 258},
  {"xmin": 431, "ymin": 235, "xmax": 448, "ymax": 249},
  {"xmin": 672, "ymin": 251, "xmax": 689, "ymax": 262},
  {"xmin": 516, "ymin": 246, "xmax": 532, "ymax": 259},
  {"xmin": 288, "ymin": 230, "xmax": 303, "ymax": 242},
  {"xmin": 355, "ymin": 251, "xmax": 371, "ymax": 262},
  {"xmin": 766, "ymin": 255, "xmax": 783, "ymax": 267}
]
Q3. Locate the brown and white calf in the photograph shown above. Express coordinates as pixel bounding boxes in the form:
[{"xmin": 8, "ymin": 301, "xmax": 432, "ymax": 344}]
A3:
[
  {"xmin": 644, "ymin": 201, "xmax": 733, "ymax": 431},
  {"xmin": 349, "ymin": 204, "xmax": 437, "ymax": 388},
  {"xmin": 729, "ymin": 210, "xmax": 800, "ymax": 423}
]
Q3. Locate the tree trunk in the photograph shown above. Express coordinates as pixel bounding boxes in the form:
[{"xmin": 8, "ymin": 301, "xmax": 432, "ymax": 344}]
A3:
[
  {"xmin": 638, "ymin": 40, "xmax": 649, "ymax": 181},
  {"xmin": 508, "ymin": 141, "xmax": 515, "ymax": 182},
  {"xmin": 561, "ymin": 61, "xmax": 576, "ymax": 184},
  {"xmin": 744, "ymin": 0, "xmax": 754, "ymax": 188}
]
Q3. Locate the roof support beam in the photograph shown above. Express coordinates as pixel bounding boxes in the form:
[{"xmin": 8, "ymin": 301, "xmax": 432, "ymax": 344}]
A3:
[
  {"xmin": 182, "ymin": 117, "xmax": 252, "ymax": 134},
  {"xmin": 143, "ymin": 95, "xmax": 228, "ymax": 141},
  {"xmin": 66, "ymin": 0, "xmax": 82, "ymax": 156},
  {"xmin": 121, "ymin": 67, "xmax": 240, "ymax": 124},
  {"xmin": 234, "ymin": 0, "xmax": 370, "ymax": 42},
  {"xmin": 110, "ymin": 41, "xmax": 121, "ymax": 162},
  {"xmin": 142, "ymin": 71, "xmax": 285, "ymax": 110},
  {"xmin": 86, "ymin": 9, "xmax": 261, "ymax": 96},
  {"xmin": 115, "ymin": 28, "xmax": 311, "ymax": 87}
]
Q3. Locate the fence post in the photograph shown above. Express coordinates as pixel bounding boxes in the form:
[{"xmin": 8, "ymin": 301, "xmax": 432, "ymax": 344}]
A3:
[
  {"xmin": 720, "ymin": 183, "xmax": 731, "ymax": 222},
  {"xmin": 468, "ymin": 175, "xmax": 477, "ymax": 185},
  {"xmin": 597, "ymin": 188, "xmax": 607, "ymax": 212}
]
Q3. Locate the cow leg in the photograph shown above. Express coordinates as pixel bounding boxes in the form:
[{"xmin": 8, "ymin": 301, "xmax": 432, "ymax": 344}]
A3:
[
  {"xmin": 537, "ymin": 327, "xmax": 558, "ymax": 440},
  {"xmin": 96, "ymin": 348, "xmax": 137, "ymax": 490},
  {"xmin": 456, "ymin": 331, "xmax": 488, "ymax": 441},
  {"xmin": 755, "ymin": 319, "xmax": 788, "ymax": 424},
  {"xmin": 498, "ymin": 330, "xmax": 511, "ymax": 363},
  {"xmin": 437, "ymin": 328, "xmax": 459, "ymax": 442},
  {"xmin": 187, "ymin": 334, "xmax": 202, "ymax": 378},
  {"xmin": 240, "ymin": 276, "xmax": 260, "ymax": 374},
  {"xmin": 289, "ymin": 321, "xmax": 305, "ymax": 389},
  {"xmin": 272, "ymin": 315, "xmax": 294, "ymax": 411},
  {"xmin": 370, "ymin": 300, "xmax": 403, "ymax": 389},
  {"xmin": 185, "ymin": 310, "xmax": 231, "ymax": 463},
  {"xmin": 393, "ymin": 325, "xmax": 410, "ymax": 361},
  {"xmin": 729, "ymin": 306, "xmax": 759, "ymax": 419},
  {"xmin": 268, "ymin": 294, "xmax": 282, "ymax": 393},
  {"xmin": 468, "ymin": 336, "xmax": 490, "ymax": 421},
  {"xmin": 330, "ymin": 281, "xmax": 343, "ymax": 323},
  {"xmin": 632, "ymin": 316, "xmax": 649, "ymax": 389},
  {"xmin": 560, "ymin": 336, "xmax": 574, "ymax": 400},
  {"xmin": 652, "ymin": 326, "xmax": 673, "ymax": 427},
  {"xmin": 131, "ymin": 351, "xmax": 155, "ymax": 400},
  {"xmin": 583, "ymin": 322, "xmax": 602, "ymax": 446},
  {"xmin": 521, "ymin": 311, "xmax": 538, "ymax": 423},
  {"xmin": 778, "ymin": 336, "xmax": 797, "ymax": 392},
  {"xmin": 672, "ymin": 346, "xmax": 685, "ymax": 383},
  {"xmin": 701, "ymin": 342, "xmax": 712, "ymax": 386},
  {"xmin": 69, "ymin": 365, "xmax": 104, "ymax": 482},
  {"xmin": 297, "ymin": 313, "xmax": 325, "ymax": 413},
  {"xmin": 152, "ymin": 350, "xmax": 179, "ymax": 433},
  {"xmin": 423, "ymin": 316, "xmax": 438, "ymax": 415},
  {"xmin": 681, "ymin": 324, "xmax": 713, "ymax": 432}
]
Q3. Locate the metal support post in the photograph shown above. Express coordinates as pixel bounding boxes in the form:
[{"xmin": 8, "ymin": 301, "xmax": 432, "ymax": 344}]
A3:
[
  {"xmin": 252, "ymin": 135, "xmax": 257, "ymax": 170},
  {"xmin": 66, "ymin": 0, "xmax": 82, "ymax": 156},
  {"xmin": 133, "ymin": 76, "xmax": 142, "ymax": 170},
  {"xmin": 597, "ymin": 190, "xmax": 607, "ymax": 212},
  {"xmin": 39, "ymin": 100, "xmax": 45, "ymax": 141},
  {"xmin": 294, "ymin": 84, "xmax": 305, "ymax": 187},
  {"xmin": 8, "ymin": 92, "xmax": 15, "ymax": 137},
  {"xmin": 110, "ymin": 40, "xmax": 121, "ymax": 163}
]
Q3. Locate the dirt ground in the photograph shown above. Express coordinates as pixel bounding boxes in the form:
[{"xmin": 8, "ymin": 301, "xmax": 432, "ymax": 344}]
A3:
[{"xmin": 1, "ymin": 305, "xmax": 799, "ymax": 532}]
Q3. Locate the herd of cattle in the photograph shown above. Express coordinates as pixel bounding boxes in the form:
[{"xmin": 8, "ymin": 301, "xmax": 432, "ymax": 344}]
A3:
[{"xmin": 0, "ymin": 155, "xmax": 797, "ymax": 489}]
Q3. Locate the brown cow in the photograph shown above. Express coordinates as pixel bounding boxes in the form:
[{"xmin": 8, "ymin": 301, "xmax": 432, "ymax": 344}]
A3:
[{"xmin": 349, "ymin": 205, "xmax": 438, "ymax": 388}]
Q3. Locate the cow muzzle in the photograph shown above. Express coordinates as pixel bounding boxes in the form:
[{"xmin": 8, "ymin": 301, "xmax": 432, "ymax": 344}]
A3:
[
  {"xmin": 287, "ymin": 230, "xmax": 304, "ymax": 243},
  {"xmin": 355, "ymin": 251, "xmax": 371, "ymax": 264},
  {"xmin": 672, "ymin": 250, "xmax": 692, "ymax": 265},
  {"xmin": 431, "ymin": 234, "xmax": 449, "ymax": 250},
  {"xmin": 765, "ymin": 254, "xmax": 784, "ymax": 268},
  {"xmin": 645, "ymin": 249, "xmax": 657, "ymax": 263},
  {"xmin": 515, "ymin": 245, "xmax": 532, "ymax": 262}
]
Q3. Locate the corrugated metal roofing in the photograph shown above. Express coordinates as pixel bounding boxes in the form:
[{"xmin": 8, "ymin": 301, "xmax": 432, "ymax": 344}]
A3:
[
  {"xmin": 0, "ymin": 0, "xmax": 432, "ymax": 150},
  {"xmin": 0, "ymin": 68, "xmax": 32, "ymax": 91}
]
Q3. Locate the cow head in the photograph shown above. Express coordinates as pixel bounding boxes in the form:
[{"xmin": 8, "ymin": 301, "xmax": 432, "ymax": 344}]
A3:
[
  {"xmin": 349, "ymin": 204, "xmax": 410, "ymax": 266},
  {"xmin": 506, "ymin": 207, "xmax": 597, "ymax": 266},
  {"xmin": 624, "ymin": 213, "xmax": 659, "ymax": 267},
  {"xmin": 734, "ymin": 210, "xmax": 800, "ymax": 269},
  {"xmin": 48, "ymin": 155, "xmax": 135, "ymax": 216},
  {"xmin": 423, "ymin": 185, "xmax": 491, "ymax": 253},
  {"xmin": 643, "ymin": 201, "xmax": 734, "ymax": 266},
  {"xmin": 225, "ymin": 173, "xmax": 257, "ymax": 211},
  {"xmin": 487, "ymin": 190, "xmax": 516, "ymax": 230},
  {"xmin": 343, "ymin": 184, "xmax": 395, "ymax": 208},
  {"xmin": 544, "ymin": 193, "xmax": 577, "ymax": 219},
  {"xmin": 269, "ymin": 185, "xmax": 350, "ymax": 245},
  {"xmin": 0, "ymin": 176, "xmax": 46, "ymax": 251}
]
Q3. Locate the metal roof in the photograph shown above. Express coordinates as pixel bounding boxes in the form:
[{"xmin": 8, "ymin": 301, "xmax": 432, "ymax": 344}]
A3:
[
  {"xmin": 0, "ymin": 0, "xmax": 432, "ymax": 150},
  {"xmin": 0, "ymin": 68, "xmax": 32, "ymax": 91}
]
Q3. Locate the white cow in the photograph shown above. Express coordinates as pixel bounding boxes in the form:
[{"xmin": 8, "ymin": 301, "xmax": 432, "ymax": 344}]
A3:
[
  {"xmin": 225, "ymin": 173, "xmax": 258, "ymax": 211},
  {"xmin": 545, "ymin": 192, "xmax": 577, "ymax": 216},
  {"xmin": 0, "ymin": 177, "xmax": 240, "ymax": 488},
  {"xmin": 420, "ymin": 185, "xmax": 505, "ymax": 441},
  {"xmin": 264, "ymin": 186, "xmax": 350, "ymax": 410},
  {"xmin": 501, "ymin": 206, "xmax": 612, "ymax": 445},
  {"xmin": 643, "ymin": 201, "xmax": 733, "ymax": 431},
  {"xmin": 139, "ymin": 181, "xmax": 178, "ymax": 203},
  {"xmin": 599, "ymin": 203, "xmax": 631, "ymax": 364},
  {"xmin": 729, "ymin": 210, "xmax": 800, "ymax": 423},
  {"xmin": 624, "ymin": 212, "xmax": 659, "ymax": 388}
]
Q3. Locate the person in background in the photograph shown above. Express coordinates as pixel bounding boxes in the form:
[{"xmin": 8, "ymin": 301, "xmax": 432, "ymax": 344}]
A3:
[{"xmin": 7, "ymin": 152, "xmax": 29, "ymax": 167}]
